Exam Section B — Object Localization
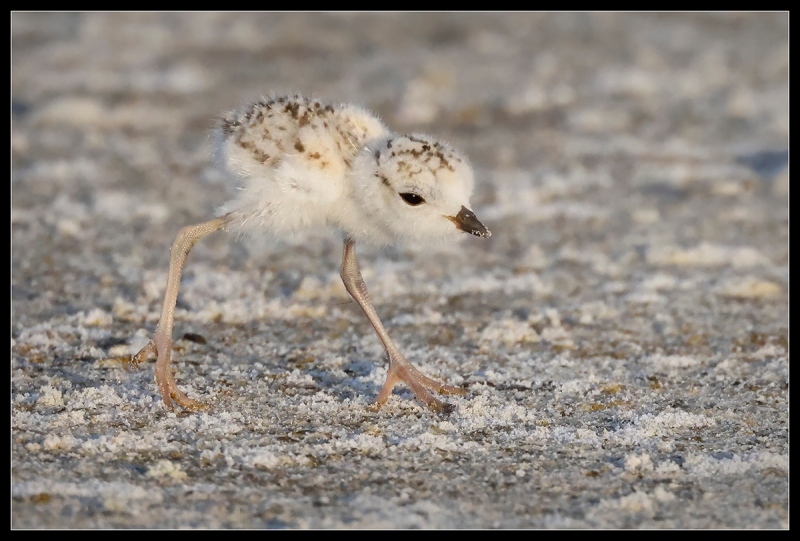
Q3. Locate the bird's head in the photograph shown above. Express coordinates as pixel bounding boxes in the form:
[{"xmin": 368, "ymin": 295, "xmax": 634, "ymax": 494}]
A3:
[{"xmin": 350, "ymin": 134, "xmax": 491, "ymax": 246}]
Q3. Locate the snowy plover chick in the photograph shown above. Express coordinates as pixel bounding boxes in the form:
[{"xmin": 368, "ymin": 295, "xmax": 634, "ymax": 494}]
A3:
[{"xmin": 131, "ymin": 94, "xmax": 491, "ymax": 413}]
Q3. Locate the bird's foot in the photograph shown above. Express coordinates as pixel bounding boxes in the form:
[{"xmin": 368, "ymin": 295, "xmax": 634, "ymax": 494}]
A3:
[
  {"xmin": 129, "ymin": 340, "xmax": 156, "ymax": 369},
  {"xmin": 131, "ymin": 339, "xmax": 205, "ymax": 411},
  {"xmin": 373, "ymin": 357, "xmax": 466, "ymax": 413}
]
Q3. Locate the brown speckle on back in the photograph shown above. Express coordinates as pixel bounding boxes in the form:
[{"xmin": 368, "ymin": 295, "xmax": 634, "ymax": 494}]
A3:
[
  {"xmin": 220, "ymin": 118, "xmax": 239, "ymax": 136},
  {"xmin": 222, "ymin": 95, "xmax": 383, "ymax": 173}
]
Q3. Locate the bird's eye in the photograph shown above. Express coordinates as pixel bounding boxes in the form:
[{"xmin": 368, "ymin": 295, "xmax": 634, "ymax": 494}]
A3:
[{"xmin": 399, "ymin": 193, "xmax": 425, "ymax": 206}]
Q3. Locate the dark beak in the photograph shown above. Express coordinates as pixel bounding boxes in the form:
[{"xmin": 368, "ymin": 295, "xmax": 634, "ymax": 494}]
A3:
[{"xmin": 446, "ymin": 206, "xmax": 491, "ymax": 238}]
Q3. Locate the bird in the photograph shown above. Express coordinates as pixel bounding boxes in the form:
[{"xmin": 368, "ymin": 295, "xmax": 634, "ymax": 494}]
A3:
[{"xmin": 130, "ymin": 93, "xmax": 491, "ymax": 413}]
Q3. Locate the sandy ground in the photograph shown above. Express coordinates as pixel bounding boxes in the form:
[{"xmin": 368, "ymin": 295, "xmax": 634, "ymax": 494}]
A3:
[{"xmin": 12, "ymin": 13, "xmax": 787, "ymax": 528}]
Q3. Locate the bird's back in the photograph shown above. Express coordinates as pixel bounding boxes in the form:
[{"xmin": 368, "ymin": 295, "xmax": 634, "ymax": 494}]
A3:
[{"xmin": 213, "ymin": 94, "xmax": 388, "ymax": 237}]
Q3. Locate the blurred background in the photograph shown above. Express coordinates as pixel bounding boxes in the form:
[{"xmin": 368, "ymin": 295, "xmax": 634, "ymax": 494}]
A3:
[{"xmin": 12, "ymin": 13, "xmax": 787, "ymax": 529}]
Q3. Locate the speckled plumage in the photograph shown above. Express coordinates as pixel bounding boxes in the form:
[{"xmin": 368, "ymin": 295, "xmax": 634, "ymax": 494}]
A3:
[
  {"xmin": 213, "ymin": 94, "xmax": 485, "ymax": 246},
  {"xmin": 132, "ymin": 93, "xmax": 490, "ymax": 413}
]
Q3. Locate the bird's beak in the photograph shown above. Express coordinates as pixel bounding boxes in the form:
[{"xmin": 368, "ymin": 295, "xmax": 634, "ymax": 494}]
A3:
[{"xmin": 446, "ymin": 206, "xmax": 491, "ymax": 238}]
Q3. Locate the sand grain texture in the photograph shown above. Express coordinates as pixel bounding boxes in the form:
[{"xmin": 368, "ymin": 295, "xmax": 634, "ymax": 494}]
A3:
[{"xmin": 12, "ymin": 13, "xmax": 787, "ymax": 529}]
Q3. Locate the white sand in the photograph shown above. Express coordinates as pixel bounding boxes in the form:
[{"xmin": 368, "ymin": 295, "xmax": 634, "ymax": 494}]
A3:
[{"xmin": 12, "ymin": 13, "xmax": 787, "ymax": 529}]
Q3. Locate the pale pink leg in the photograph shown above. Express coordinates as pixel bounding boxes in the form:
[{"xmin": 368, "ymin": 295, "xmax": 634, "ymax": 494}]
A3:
[
  {"xmin": 340, "ymin": 239, "xmax": 466, "ymax": 413},
  {"xmin": 131, "ymin": 215, "xmax": 230, "ymax": 410}
]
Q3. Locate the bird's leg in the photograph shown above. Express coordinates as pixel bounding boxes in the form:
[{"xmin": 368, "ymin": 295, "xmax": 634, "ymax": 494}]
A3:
[
  {"xmin": 131, "ymin": 215, "xmax": 230, "ymax": 410},
  {"xmin": 340, "ymin": 238, "xmax": 466, "ymax": 413}
]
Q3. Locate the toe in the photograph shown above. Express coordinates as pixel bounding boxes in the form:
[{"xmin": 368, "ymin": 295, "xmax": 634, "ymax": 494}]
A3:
[
  {"xmin": 169, "ymin": 388, "xmax": 205, "ymax": 411},
  {"xmin": 130, "ymin": 340, "xmax": 156, "ymax": 369},
  {"xmin": 428, "ymin": 399, "xmax": 456, "ymax": 415},
  {"xmin": 438, "ymin": 383, "xmax": 468, "ymax": 397}
]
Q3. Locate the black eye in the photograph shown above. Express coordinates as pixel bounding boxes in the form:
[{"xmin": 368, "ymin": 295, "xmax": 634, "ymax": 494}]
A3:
[{"xmin": 399, "ymin": 193, "xmax": 425, "ymax": 206}]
